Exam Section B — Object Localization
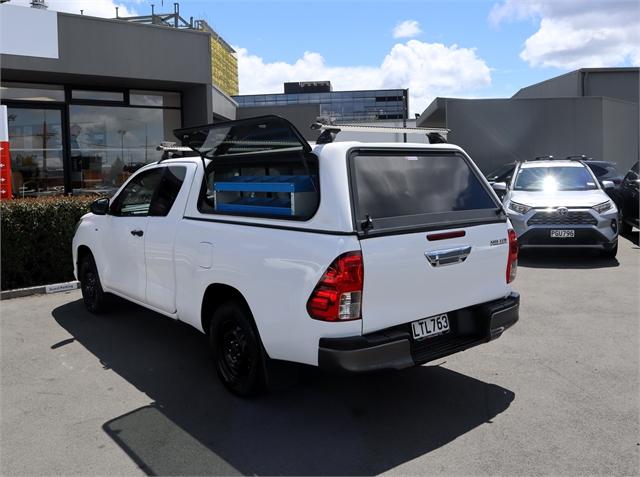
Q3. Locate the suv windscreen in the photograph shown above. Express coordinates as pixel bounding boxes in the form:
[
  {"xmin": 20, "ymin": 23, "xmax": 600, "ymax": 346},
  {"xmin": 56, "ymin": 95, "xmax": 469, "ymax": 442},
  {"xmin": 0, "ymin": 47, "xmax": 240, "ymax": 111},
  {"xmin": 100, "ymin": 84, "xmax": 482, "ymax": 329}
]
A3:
[
  {"xmin": 514, "ymin": 166, "xmax": 598, "ymax": 191},
  {"xmin": 351, "ymin": 151, "xmax": 500, "ymax": 233}
]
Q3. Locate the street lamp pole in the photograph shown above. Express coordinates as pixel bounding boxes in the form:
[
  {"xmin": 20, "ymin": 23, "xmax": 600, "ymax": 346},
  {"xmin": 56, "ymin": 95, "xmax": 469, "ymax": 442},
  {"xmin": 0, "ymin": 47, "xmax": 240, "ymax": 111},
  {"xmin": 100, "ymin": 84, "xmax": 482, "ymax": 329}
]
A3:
[{"xmin": 117, "ymin": 129, "xmax": 126, "ymax": 163}]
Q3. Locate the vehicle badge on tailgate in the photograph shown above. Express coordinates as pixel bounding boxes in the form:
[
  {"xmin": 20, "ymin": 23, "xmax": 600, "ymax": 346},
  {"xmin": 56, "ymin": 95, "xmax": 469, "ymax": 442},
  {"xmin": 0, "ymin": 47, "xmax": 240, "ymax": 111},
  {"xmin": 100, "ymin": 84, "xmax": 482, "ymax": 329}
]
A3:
[{"xmin": 490, "ymin": 238, "xmax": 507, "ymax": 246}]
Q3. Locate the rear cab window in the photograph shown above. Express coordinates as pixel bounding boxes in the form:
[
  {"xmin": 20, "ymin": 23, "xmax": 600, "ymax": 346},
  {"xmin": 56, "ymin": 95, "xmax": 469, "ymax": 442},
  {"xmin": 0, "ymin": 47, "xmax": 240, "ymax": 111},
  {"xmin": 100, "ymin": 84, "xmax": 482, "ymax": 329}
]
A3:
[{"xmin": 349, "ymin": 150, "xmax": 503, "ymax": 234}]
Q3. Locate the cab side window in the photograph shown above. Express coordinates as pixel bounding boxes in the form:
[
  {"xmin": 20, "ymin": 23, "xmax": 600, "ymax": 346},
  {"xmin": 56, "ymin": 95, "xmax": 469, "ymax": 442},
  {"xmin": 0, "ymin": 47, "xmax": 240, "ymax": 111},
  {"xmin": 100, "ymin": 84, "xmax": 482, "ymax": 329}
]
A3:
[
  {"xmin": 111, "ymin": 169, "xmax": 163, "ymax": 217},
  {"xmin": 111, "ymin": 166, "xmax": 186, "ymax": 217},
  {"xmin": 149, "ymin": 166, "xmax": 187, "ymax": 217}
]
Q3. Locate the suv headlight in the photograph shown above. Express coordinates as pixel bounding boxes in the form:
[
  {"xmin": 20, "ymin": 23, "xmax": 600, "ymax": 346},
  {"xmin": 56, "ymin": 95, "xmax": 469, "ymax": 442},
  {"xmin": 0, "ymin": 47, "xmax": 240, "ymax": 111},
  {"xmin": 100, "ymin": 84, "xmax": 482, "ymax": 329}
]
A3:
[
  {"xmin": 508, "ymin": 201, "xmax": 531, "ymax": 214},
  {"xmin": 592, "ymin": 200, "xmax": 613, "ymax": 214}
]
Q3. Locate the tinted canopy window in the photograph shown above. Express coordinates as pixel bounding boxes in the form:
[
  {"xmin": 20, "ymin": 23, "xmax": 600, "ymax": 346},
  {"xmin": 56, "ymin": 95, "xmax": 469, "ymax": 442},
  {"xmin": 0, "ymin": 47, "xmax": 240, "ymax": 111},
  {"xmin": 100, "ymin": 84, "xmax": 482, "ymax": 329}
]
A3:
[
  {"xmin": 352, "ymin": 152, "xmax": 498, "ymax": 232},
  {"xmin": 199, "ymin": 151, "xmax": 320, "ymax": 221},
  {"xmin": 175, "ymin": 116, "xmax": 310, "ymax": 159}
]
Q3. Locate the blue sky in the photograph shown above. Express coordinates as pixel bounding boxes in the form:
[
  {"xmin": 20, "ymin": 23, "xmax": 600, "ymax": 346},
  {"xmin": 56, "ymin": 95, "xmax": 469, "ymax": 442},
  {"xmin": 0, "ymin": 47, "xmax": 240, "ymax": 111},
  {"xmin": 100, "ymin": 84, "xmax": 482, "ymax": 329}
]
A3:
[{"xmin": 10, "ymin": 0, "xmax": 640, "ymax": 114}]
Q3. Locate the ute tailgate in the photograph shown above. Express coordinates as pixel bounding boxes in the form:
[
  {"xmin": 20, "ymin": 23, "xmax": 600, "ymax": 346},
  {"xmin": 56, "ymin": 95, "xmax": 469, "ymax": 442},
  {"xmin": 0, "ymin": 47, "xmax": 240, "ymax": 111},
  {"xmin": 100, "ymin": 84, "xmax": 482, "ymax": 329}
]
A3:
[{"xmin": 348, "ymin": 148, "xmax": 510, "ymax": 334}]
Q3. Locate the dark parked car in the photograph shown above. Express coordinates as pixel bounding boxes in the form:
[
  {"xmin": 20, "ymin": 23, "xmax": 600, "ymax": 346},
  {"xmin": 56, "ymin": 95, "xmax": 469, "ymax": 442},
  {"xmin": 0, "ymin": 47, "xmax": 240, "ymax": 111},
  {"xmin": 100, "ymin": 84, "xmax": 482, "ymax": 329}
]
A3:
[
  {"xmin": 583, "ymin": 161, "xmax": 622, "ymax": 185},
  {"xmin": 486, "ymin": 162, "xmax": 516, "ymax": 184},
  {"xmin": 615, "ymin": 161, "xmax": 639, "ymax": 234}
]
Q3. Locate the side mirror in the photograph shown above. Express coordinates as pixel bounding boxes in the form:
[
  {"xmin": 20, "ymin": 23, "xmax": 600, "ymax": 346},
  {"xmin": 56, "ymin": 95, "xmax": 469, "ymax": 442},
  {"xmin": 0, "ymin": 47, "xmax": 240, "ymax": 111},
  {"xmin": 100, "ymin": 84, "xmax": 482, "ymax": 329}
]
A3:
[
  {"xmin": 601, "ymin": 180, "xmax": 615, "ymax": 190},
  {"xmin": 492, "ymin": 182, "xmax": 507, "ymax": 192},
  {"xmin": 90, "ymin": 198, "xmax": 110, "ymax": 215}
]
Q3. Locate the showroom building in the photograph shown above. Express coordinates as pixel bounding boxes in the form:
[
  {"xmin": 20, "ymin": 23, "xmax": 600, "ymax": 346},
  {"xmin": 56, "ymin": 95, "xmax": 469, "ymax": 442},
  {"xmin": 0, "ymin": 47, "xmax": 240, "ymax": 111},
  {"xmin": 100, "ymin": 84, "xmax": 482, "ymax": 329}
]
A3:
[
  {"xmin": 234, "ymin": 81, "xmax": 409, "ymax": 141},
  {"xmin": 0, "ymin": 3, "xmax": 237, "ymax": 197},
  {"xmin": 418, "ymin": 67, "xmax": 639, "ymax": 173}
]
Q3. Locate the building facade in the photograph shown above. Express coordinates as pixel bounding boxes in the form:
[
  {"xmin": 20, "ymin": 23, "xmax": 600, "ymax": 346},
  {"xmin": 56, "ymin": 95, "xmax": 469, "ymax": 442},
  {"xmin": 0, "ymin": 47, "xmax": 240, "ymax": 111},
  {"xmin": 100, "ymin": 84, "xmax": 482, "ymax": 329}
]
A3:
[
  {"xmin": 198, "ymin": 21, "xmax": 239, "ymax": 97},
  {"xmin": 118, "ymin": 5, "xmax": 239, "ymax": 97},
  {"xmin": 235, "ymin": 82, "xmax": 409, "ymax": 123},
  {"xmin": 418, "ymin": 68, "xmax": 639, "ymax": 173},
  {"xmin": 234, "ymin": 82, "xmax": 409, "ymax": 141},
  {"xmin": 0, "ymin": 3, "xmax": 237, "ymax": 198}
]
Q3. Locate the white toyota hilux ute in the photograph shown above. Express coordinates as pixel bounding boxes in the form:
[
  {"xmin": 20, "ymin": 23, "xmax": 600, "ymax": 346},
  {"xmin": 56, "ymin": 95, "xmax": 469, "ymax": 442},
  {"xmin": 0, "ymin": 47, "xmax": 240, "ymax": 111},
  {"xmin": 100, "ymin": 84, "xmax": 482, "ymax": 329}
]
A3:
[{"xmin": 72, "ymin": 116, "xmax": 520, "ymax": 396}]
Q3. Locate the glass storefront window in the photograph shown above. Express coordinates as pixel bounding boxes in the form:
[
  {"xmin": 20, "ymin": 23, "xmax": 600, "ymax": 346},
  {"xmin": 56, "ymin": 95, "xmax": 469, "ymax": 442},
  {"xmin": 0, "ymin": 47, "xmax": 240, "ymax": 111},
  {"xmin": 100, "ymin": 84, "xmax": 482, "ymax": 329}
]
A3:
[
  {"xmin": 1, "ymin": 83, "xmax": 64, "ymax": 102},
  {"xmin": 71, "ymin": 90, "xmax": 124, "ymax": 102},
  {"xmin": 69, "ymin": 105, "xmax": 181, "ymax": 195},
  {"xmin": 130, "ymin": 90, "xmax": 181, "ymax": 108},
  {"xmin": 7, "ymin": 108, "xmax": 65, "ymax": 197}
]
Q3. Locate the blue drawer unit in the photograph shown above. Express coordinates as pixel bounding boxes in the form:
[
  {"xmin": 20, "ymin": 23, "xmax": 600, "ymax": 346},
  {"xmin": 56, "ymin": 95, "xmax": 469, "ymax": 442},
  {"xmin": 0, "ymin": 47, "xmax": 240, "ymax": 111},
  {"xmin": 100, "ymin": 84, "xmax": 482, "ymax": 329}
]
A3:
[{"xmin": 213, "ymin": 175, "xmax": 317, "ymax": 217}]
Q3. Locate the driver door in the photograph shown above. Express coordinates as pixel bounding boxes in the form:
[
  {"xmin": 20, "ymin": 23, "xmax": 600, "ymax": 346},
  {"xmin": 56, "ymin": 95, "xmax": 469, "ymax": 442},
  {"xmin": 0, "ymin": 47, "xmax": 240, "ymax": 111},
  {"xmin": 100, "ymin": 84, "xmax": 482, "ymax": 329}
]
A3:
[{"xmin": 102, "ymin": 167, "xmax": 163, "ymax": 302}]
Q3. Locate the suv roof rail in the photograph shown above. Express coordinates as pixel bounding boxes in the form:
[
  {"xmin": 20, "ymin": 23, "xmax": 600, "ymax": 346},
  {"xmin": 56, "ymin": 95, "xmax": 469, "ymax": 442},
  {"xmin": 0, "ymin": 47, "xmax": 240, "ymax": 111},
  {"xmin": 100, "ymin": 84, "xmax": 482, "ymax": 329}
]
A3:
[
  {"xmin": 529, "ymin": 155, "xmax": 555, "ymax": 161},
  {"xmin": 310, "ymin": 121, "xmax": 450, "ymax": 145},
  {"xmin": 525, "ymin": 155, "xmax": 592, "ymax": 163},
  {"xmin": 565, "ymin": 154, "xmax": 590, "ymax": 161}
]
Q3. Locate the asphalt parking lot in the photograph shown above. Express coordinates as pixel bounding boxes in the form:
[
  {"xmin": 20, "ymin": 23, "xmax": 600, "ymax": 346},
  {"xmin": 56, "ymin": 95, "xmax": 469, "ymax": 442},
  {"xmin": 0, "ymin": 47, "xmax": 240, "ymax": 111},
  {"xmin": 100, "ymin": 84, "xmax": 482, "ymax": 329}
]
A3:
[{"xmin": 1, "ymin": 232, "xmax": 638, "ymax": 476}]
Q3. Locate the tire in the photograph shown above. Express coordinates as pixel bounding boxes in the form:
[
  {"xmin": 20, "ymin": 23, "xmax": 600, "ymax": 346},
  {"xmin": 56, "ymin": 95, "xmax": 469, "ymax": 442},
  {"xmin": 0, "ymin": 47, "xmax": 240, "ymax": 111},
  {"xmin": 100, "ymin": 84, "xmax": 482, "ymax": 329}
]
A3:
[
  {"xmin": 209, "ymin": 301, "xmax": 267, "ymax": 397},
  {"xmin": 79, "ymin": 253, "xmax": 107, "ymax": 314},
  {"xmin": 600, "ymin": 241, "xmax": 618, "ymax": 259}
]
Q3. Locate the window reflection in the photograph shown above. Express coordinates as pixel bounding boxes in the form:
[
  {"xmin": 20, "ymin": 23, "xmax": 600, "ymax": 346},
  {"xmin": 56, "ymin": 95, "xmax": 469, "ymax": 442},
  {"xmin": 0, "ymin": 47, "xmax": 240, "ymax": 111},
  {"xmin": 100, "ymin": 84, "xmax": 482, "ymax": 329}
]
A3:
[
  {"xmin": 1, "ymin": 83, "xmax": 65, "ymax": 102},
  {"xmin": 71, "ymin": 90, "xmax": 124, "ymax": 102},
  {"xmin": 130, "ymin": 90, "xmax": 181, "ymax": 108},
  {"xmin": 7, "ymin": 108, "xmax": 65, "ymax": 197},
  {"xmin": 234, "ymin": 89, "xmax": 407, "ymax": 121},
  {"xmin": 69, "ymin": 105, "xmax": 181, "ymax": 195}
]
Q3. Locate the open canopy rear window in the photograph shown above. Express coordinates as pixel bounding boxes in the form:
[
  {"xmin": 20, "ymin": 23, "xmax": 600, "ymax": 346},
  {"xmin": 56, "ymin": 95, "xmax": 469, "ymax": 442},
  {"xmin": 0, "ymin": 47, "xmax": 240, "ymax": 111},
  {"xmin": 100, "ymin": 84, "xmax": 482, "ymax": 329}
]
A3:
[
  {"xmin": 174, "ymin": 115, "xmax": 311, "ymax": 158},
  {"xmin": 350, "ymin": 150, "xmax": 502, "ymax": 233}
]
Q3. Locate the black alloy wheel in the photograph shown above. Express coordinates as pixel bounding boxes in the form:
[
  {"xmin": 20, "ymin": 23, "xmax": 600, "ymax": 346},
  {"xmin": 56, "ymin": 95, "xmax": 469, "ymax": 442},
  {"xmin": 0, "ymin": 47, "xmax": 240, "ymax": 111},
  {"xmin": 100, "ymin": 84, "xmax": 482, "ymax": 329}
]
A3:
[
  {"xmin": 79, "ymin": 254, "xmax": 107, "ymax": 314},
  {"xmin": 210, "ymin": 302, "xmax": 266, "ymax": 397}
]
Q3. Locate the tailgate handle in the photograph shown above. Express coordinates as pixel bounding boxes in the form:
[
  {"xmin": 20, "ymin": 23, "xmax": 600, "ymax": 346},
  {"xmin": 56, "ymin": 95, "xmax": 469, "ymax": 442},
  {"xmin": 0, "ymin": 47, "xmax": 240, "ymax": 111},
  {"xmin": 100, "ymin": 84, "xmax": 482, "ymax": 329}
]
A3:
[{"xmin": 425, "ymin": 245, "xmax": 472, "ymax": 267}]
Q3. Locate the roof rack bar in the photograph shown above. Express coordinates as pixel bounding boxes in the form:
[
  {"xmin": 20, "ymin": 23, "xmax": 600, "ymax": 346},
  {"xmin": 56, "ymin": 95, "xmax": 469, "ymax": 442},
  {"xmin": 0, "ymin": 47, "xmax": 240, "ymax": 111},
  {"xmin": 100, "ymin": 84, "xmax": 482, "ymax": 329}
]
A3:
[
  {"xmin": 310, "ymin": 122, "xmax": 450, "ymax": 144},
  {"xmin": 156, "ymin": 141, "xmax": 196, "ymax": 163}
]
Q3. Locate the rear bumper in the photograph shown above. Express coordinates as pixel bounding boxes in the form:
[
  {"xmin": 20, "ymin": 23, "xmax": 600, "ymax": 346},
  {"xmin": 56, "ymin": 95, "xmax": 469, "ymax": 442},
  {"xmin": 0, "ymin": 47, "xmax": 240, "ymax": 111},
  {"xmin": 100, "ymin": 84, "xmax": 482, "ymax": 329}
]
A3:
[{"xmin": 318, "ymin": 293, "xmax": 519, "ymax": 373}]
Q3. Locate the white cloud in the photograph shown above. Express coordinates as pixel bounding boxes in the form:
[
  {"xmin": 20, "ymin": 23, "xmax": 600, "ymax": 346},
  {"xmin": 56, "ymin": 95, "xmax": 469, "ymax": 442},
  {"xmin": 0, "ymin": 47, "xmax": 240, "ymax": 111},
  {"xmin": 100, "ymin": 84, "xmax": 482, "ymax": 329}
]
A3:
[
  {"xmin": 235, "ymin": 40, "xmax": 491, "ymax": 116},
  {"xmin": 7, "ymin": 0, "xmax": 137, "ymax": 18},
  {"xmin": 490, "ymin": 0, "xmax": 640, "ymax": 69},
  {"xmin": 392, "ymin": 20, "xmax": 422, "ymax": 39}
]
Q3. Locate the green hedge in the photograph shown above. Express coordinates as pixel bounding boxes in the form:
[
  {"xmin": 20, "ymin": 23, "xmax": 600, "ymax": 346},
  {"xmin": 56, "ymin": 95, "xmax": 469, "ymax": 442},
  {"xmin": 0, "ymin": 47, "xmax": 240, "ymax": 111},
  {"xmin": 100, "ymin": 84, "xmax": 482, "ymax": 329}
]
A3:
[{"xmin": 1, "ymin": 195, "xmax": 97, "ymax": 290}]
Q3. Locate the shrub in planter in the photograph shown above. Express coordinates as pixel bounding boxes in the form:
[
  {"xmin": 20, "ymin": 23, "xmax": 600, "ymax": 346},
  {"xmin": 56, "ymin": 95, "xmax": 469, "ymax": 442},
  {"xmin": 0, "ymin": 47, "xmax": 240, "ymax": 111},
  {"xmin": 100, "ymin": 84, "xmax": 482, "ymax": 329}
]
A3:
[{"xmin": 1, "ymin": 195, "xmax": 98, "ymax": 290}]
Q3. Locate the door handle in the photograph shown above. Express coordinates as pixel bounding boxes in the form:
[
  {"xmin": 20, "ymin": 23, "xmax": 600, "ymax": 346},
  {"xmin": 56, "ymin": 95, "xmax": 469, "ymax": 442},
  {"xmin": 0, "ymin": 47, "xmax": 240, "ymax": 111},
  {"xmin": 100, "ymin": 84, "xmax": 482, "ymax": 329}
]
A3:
[
  {"xmin": 130, "ymin": 229, "xmax": 144, "ymax": 237},
  {"xmin": 425, "ymin": 245, "xmax": 472, "ymax": 267}
]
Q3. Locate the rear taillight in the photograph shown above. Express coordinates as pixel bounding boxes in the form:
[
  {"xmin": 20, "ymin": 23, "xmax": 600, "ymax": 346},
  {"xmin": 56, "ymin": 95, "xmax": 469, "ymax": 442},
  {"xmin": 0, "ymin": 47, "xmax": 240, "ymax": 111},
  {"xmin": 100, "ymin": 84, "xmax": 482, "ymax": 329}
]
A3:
[
  {"xmin": 307, "ymin": 251, "xmax": 363, "ymax": 321},
  {"xmin": 506, "ymin": 229, "xmax": 518, "ymax": 283}
]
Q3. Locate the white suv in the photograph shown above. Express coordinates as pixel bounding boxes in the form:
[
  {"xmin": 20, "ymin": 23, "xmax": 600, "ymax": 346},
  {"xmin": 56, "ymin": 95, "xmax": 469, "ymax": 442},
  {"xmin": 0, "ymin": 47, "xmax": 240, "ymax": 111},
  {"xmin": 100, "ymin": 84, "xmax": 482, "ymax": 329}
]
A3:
[
  {"xmin": 494, "ymin": 159, "xmax": 619, "ymax": 258},
  {"xmin": 73, "ymin": 116, "xmax": 519, "ymax": 396}
]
